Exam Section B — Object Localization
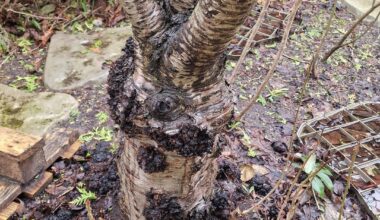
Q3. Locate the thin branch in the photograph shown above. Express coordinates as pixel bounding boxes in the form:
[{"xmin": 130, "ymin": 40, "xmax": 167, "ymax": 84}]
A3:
[
  {"xmin": 309, "ymin": 0, "xmax": 337, "ymax": 78},
  {"xmin": 338, "ymin": 144, "xmax": 360, "ymax": 220},
  {"xmin": 228, "ymin": 0, "xmax": 270, "ymax": 84},
  {"xmin": 339, "ymin": 11, "xmax": 380, "ymax": 48},
  {"xmin": 6, "ymin": 8, "xmax": 66, "ymax": 20},
  {"xmin": 235, "ymin": 0, "xmax": 303, "ymax": 122},
  {"xmin": 322, "ymin": 2, "xmax": 380, "ymax": 62}
]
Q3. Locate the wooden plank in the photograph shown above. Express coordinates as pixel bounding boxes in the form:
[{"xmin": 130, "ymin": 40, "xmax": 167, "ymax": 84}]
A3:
[
  {"xmin": 61, "ymin": 139, "xmax": 81, "ymax": 159},
  {"xmin": 0, "ymin": 202, "xmax": 20, "ymax": 220},
  {"xmin": 0, "ymin": 127, "xmax": 43, "ymax": 159},
  {"xmin": 43, "ymin": 129, "xmax": 79, "ymax": 165},
  {"xmin": 22, "ymin": 172, "xmax": 53, "ymax": 198},
  {"xmin": 0, "ymin": 127, "xmax": 46, "ymax": 183},
  {"xmin": 0, "ymin": 178, "xmax": 21, "ymax": 210}
]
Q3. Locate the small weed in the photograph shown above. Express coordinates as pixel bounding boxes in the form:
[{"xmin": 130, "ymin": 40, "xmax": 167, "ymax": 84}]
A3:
[
  {"xmin": 79, "ymin": 127, "xmax": 113, "ymax": 143},
  {"xmin": 265, "ymin": 42, "xmax": 277, "ymax": 48},
  {"xmin": 267, "ymin": 111, "xmax": 287, "ymax": 124},
  {"xmin": 85, "ymin": 151, "xmax": 91, "ymax": 158},
  {"xmin": 17, "ymin": 38, "xmax": 33, "ymax": 54},
  {"xmin": 69, "ymin": 109, "xmax": 80, "ymax": 123},
  {"xmin": 96, "ymin": 111, "xmax": 109, "ymax": 124},
  {"xmin": 225, "ymin": 60, "xmax": 236, "ymax": 71},
  {"xmin": 358, "ymin": 47, "xmax": 372, "ymax": 61},
  {"xmin": 294, "ymin": 154, "xmax": 333, "ymax": 198},
  {"xmin": 306, "ymin": 27, "xmax": 321, "ymax": 39},
  {"xmin": 78, "ymin": 0, "xmax": 89, "ymax": 13},
  {"xmin": 70, "ymin": 186, "xmax": 96, "ymax": 206},
  {"xmin": 240, "ymin": 130, "xmax": 251, "ymax": 147},
  {"xmin": 109, "ymin": 143, "xmax": 119, "ymax": 154},
  {"xmin": 71, "ymin": 22, "xmax": 85, "ymax": 32},
  {"xmin": 244, "ymin": 59, "xmax": 254, "ymax": 70},
  {"xmin": 84, "ymin": 19, "xmax": 94, "ymax": 30},
  {"xmin": 19, "ymin": 60, "xmax": 34, "ymax": 72},
  {"xmin": 253, "ymin": 49, "xmax": 261, "ymax": 60},
  {"xmin": 247, "ymin": 148, "xmax": 256, "ymax": 158},
  {"xmin": 228, "ymin": 121, "xmax": 241, "ymax": 130},
  {"xmin": 256, "ymin": 95, "xmax": 267, "ymax": 106},
  {"xmin": 268, "ymin": 88, "xmax": 288, "ymax": 102},
  {"xmin": 10, "ymin": 76, "xmax": 39, "ymax": 92},
  {"xmin": 242, "ymin": 184, "xmax": 255, "ymax": 194}
]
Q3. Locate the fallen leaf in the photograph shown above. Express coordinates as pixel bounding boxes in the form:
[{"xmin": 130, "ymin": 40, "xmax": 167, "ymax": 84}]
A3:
[
  {"xmin": 240, "ymin": 164, "xmax": 254, "ymax": 182},
  {"xmin": 251, "ymin": 164, "xmax": 269, "ymax": 176}
]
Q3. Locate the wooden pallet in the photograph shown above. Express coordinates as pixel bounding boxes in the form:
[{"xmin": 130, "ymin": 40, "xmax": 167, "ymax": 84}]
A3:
[{"xmin": 0, "ymin": 127, "xmax": 80, "ymax": 219}]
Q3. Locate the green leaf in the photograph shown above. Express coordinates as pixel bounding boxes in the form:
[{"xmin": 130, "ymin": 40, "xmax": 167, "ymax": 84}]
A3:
[
  {"xmin": 31, "ymin": 19, "xmax": 41, "ymax": 30},
  {"xmin": 320, "ymin": 167, "xmax": 333, "ymax": 176},
  {"xmin": 317, "ymin": 171, "xmax": 333, "ymax": 191},
  {"xmin": 304, "ymin": 154, "xmax": 316, "ymax": 174},
  {"xmin": 311, "ymin": 176, "xmax": 325, "ymax": 198},
  {"xmin": 247, "ymin": 148, "xmax": 256, "ymax": 158}
]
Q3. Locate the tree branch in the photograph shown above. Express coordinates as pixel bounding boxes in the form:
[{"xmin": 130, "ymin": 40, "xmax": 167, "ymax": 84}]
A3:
[
  {"xmin": 321, "ymin": 2, "xmax": 380, "ymax": 62},
  {"xmin": 124, "ymin": 0, "xmax": 167, "ymax": 43},
  {"xmin": 170, "ymin": 0, "xmax": 198, "ymax": 13},
  {"xmin": 161, "ymin": 0, "xmax": 255, "ymax": 90},
  {"xmin": 235, "ymin": 0, "xmax": 303, "ymax": 122},
  {"xmin": 228, "ymin": 0, "xmax": 270, "ymax": 84}
]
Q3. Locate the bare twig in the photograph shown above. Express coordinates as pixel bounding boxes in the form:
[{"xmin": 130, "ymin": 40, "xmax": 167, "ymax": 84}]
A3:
[
  {"xmin": 309, "ymin": 0, "xmax": 337, "ymax": 78},
  {"xmin": 240, "ymin": 1, "xmax": 305, "ymax": 215},
  {"xmin": 6, "ymin": 8, "xmax": 66, "ymax": 20},
  {"xmin": 235, "ymin": 0, "xmax": 303, "ymax": 122},
  {"xmin": 277, "ymin": 142, "xmax": 320, "ymax": 220},
  {"xmin": 85, "ymin": 200, "xmax": 95, "ymax": 220},
  {"xmin": 228, "ymin": 0, "xmax": 270, "ymax": 83},
  {"xmin": 339, "ymin": 11, "xmax": 380, "ymax": 48},
  {"xmin": 338, "ymin": 144, "xmax": 360, "ymax": 220},
  {"xmin": 322, "ymin": 2, "xmax": 380, "ymax": 62}
]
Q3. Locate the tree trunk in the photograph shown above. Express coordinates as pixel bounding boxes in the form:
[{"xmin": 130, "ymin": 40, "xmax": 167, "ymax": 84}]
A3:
[{"xmin": 108, "ymin": 0, "xmax": 255, "ymax": 219}]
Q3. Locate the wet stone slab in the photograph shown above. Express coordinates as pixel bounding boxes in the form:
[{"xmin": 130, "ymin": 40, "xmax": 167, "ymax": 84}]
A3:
[
  {"xmin": 0, "ymin": 84, "xmax": 78, "ymax": 136},
  {"xmin": 44, "ymin": 26, "xmax": 132, "ymax": 90},
  {"xmin": 342, "ymin": 0, "xmax": 380, "ymax": 27}
]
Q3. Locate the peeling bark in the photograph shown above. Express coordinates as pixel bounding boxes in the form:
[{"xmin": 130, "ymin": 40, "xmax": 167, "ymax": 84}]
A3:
[{"xmin": 109, "ymin": 0, "xmax": 256, "ymax": 219}]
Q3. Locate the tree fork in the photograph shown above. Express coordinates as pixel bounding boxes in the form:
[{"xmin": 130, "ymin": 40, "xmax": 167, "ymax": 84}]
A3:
[{"xmin": 109, "ymin": 0, "xmax": 256, "ymax": 219}]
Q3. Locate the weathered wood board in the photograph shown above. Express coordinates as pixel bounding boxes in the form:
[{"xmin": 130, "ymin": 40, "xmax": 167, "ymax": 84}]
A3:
[
  {"xmin": 0, "ymin": 202, "xmax": 20, "ymax": 220},
  {"xmin": 0, "ymin": 178, "xmax": 21, "ymax": 210},
  {"xmin": 0, "ymin": 127, "xmax": 46, "ymax": 183},
  {"xmin": 61, "ymin": 139, "xmax": 81, "ymax": 159},
  {"xmin": 43, "ymin": 128, "xmax": 79, "ymax": 166},
  {"xmin": 22, "ymin": 172, "xmax": 53, "ymax": 198}
]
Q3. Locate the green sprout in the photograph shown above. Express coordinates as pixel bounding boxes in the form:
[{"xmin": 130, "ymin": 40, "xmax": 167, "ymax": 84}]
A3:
[{"xmin": 70, "ymin": 187, "xmax": 96, "ymax": 206}]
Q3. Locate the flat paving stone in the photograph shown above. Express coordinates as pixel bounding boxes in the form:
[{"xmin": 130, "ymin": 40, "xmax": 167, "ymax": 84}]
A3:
[
  {"xmin": 44, "ymin": 26, "xmax": 132, "ymax": 90},
  {"xmin": 0, "ymin": 84, "xmax": 78, "ymax": 136},
  {"xmin": 342, "ymin": 0, "xmax": 380, "ymax": 26}
]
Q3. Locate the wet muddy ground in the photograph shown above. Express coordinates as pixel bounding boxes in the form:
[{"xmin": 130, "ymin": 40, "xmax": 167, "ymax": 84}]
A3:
[{"xmin": 0, "ymin": 1, "xmax": 379, "ymax": 219}]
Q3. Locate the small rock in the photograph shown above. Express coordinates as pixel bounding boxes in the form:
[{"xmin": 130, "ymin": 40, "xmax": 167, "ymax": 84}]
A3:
[
  {"xmin": 93, "ymin": 18, "xmax": 103, "ymax": 27},
  {"xmin": 271, "ymin": 141, "xmax": 288, "ymax": 154},
  {"xmin": 333, "ymin": 181, "xmax": 345, "ymax": 195}
]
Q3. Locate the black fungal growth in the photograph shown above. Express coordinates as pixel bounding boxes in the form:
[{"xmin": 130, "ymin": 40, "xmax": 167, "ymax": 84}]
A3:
[
  {"xmin": 137, "ymin": 146, "xmax": 167, "ymax": 173},
  {"xmin": 144, "ymin": 191, "xmax": 185, "ymax": 220},
  {"xmin": 216, "ymin": 159, "xmax": 240, "ymax": 181},
  {"xmin": 152, "ymin": 125, "xmax": 214, "ymax": 157},
  {"xmin": 107, "ymin": 37, "xmax": 138, "ymax": 130}
]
